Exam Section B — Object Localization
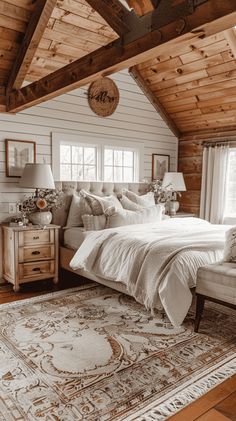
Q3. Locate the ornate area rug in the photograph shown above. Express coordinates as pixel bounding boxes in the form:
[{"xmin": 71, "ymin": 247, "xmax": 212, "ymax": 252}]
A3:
[{"xmin": 0, "ymin": 284, "xmax": 235, "ymax": 421}]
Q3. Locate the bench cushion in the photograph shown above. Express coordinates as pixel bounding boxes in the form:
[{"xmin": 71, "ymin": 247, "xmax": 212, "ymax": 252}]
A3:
[{"xmin": 196, "ymin": 263, "xmax": 236, "ymax": 305}]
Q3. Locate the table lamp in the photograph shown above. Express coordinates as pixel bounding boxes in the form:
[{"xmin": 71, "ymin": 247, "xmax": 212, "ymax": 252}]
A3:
[{"xmin": 20, "ymin": 163, "xmax": 55, "ymax": 196}]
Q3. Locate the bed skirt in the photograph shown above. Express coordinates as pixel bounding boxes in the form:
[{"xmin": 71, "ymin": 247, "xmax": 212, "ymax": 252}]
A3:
[{"xmin": 60, "ymin": 246, "xmax": 129, "ymax": 295}]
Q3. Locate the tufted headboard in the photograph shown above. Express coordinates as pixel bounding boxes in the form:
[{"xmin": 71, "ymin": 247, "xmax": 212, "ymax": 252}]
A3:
[{"xmin": 52, "ymin": 181, "xmax": 149, "ymax": 229}]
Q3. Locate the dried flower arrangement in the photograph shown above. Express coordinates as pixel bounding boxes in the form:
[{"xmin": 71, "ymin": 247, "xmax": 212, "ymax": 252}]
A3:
[
  {"xmin": 149, "ymin": 179, "xmax": 173, "ymax": 203},
  {"xmin": 19, "ymin": 189, "xmax": 63, "ymax": 214}
]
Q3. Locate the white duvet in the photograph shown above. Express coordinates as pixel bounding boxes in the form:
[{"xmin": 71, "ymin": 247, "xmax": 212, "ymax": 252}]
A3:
[{"xmin": 70, "ymin": 218, "xmax": 229, "ymax": 326}]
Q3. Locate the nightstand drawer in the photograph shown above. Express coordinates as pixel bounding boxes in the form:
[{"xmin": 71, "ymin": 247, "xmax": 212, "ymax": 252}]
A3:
[
  {"xmin": 19, "ymin": 261, "xmax": 55, "ymax": 280},
  {"xmin": 19, "ymin": 245, "xmax": 55, "ymax": 262},
  {"xmin": 19, "ymin": 229, "xmax": 54, "ymax": 246}
]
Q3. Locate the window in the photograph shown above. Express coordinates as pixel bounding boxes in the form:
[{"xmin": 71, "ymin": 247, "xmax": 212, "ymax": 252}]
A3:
[
  {"xmin": 225, "ymin": 149, "xmax": 236, "ymax": 220},
  {"xmin": 60, "ymin": 144, "xmax": 97, "ymax": 181},
  {"xmin": 104, "ymin": 148, "xmax": 134, "ymax": 182},
  {"xmin": 52, "ymin": 133, "xmax": 144, "ymax": 182}
]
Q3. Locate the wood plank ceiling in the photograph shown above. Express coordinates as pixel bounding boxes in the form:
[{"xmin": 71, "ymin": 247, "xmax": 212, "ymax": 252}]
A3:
[
  {"xmin": 128, "ymin": 0, "xmax": 236, "ymax": 136},
  {"xmin": 28, "ymin": 0, "xmax": 118, "ymax": 81},
  {"xmin": 0, "ymin": 0, "xmax": 236, "ymax": 140},
  {"xmin": 0, "ymin": 0, "xmax": 117, "ymax": 86},
  {"xmin": 135, "ymin": 30, "xmax": 236, "ymax": 136}
]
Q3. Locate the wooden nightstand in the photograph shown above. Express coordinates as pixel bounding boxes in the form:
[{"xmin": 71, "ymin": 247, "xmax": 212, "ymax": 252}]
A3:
[
  {"xmin": 2, "ymin": 224, "xmax": 60, "ymax": 292},
  {"xmin": 170, "ymin": 212, "xmax": 196, "ymax": 218}
]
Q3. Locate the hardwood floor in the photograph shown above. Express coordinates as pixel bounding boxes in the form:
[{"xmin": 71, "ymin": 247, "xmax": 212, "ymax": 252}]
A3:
[
  {"xmin": 0, "ymin": 272, "xmax": 235, "ymax": 421},
  {"xmin": 0, "ymin": 269, "xmax": 87, "ymax": 304},
  {"xmin": 170, "ymin": 376, "xmax": 236, "ymax": 421}
]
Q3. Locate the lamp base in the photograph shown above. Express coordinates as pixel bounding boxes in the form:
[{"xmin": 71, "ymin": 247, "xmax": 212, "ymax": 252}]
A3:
[
  {"xmin": 29, "ymin": 211, "xmax": 52, "ymax": 226},
  {"xmin": 168, "ymin": 201, "xmax": 179, "ymax": 216}
]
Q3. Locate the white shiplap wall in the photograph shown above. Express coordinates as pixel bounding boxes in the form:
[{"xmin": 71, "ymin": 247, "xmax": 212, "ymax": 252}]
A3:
[{"xmin": 0, "ymin": 69, "xmax": 178, "ymax": 279}]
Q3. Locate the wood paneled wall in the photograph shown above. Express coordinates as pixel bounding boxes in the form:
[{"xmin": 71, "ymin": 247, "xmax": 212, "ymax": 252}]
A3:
[
  {"xmin": 178, "ymin": 139, "xmax": 203, "ymax": 215},
  {"xmin": 0, "ymin": 69, "xmax": 178, "ymax": 280}
]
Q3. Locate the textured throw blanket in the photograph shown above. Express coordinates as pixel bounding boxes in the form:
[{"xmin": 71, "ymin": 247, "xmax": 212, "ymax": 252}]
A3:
[{"xmin": 70, "ymin": 218, "xmax": 229, "ymax": 326}]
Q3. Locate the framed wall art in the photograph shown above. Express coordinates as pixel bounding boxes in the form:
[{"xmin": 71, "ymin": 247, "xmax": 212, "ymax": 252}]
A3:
[
  {"xmin": 152, "ymin": 153, "xmax": 170, "ymax": 180},
  {"xmin": 5, "ymin": 139, "xmax": 36, "ymax": 178}
]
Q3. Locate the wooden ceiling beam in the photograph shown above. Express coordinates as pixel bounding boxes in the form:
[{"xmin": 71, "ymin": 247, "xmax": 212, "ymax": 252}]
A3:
[
  {"xmin": 130, "ymin": 66, "xmax": 181, "ymax": 137},
  {"xmin": 224, "ymin": 28, "xmax": 236, "ymax": 59},
  {"xmin": 7, "ymin": 0, "xmax": 236, "ymax": 113},
  {"xmin": 85, "ymin": 0, "xmax": 136, "ymax": 36},
  {"xmin": 7, "ymin": 0, "xmax": 57, "ymax": 91}
]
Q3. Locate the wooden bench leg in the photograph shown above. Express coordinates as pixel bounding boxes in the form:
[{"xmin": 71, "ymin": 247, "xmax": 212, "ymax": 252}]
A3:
[{"xmin": 194, "ymin": 294, "xmax": 205, "ymax": 333}]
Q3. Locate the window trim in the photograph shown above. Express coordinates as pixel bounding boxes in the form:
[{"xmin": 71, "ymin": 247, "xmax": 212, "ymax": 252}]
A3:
[{"xmin": 52, "ymin": 132, "xmax": 144, "ymax": 182}]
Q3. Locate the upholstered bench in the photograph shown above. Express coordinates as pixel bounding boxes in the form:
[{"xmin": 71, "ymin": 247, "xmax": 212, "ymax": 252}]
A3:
[{"xmin": 194, "ymin": 262, "xmax": 236, "ymax": 332}]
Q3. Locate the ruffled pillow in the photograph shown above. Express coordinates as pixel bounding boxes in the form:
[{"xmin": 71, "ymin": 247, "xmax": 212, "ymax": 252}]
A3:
[
  {"xmin": 105, "ymin": 205, "xmax": 163, "ymax": 228},
  {"xmin": 224, "ymin": 226, "xmax": 236, "ymax": 262},
  {"xmin": 82, "ymin": 214, "xmax": 107, "ymax": 231},
  {"xmin": 123, "ymin": 189, "xmax": 155, "ymax": 207},
  {"xmin": 79, "ymin": 190, "xmax": 122, "ymax": 215},
  {"xmin": 66, "ymin": 194, "xmax": 92, "ymax": 227}
]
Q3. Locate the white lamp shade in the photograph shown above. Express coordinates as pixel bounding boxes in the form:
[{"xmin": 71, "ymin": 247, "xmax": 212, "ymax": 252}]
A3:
[
  {"xmin": 162, "ymin": 172, "xmax": 186, "ymax": 191},
  {"xmin": 20, "ymin": 163, "xmax": 55, "ymax": 189}
]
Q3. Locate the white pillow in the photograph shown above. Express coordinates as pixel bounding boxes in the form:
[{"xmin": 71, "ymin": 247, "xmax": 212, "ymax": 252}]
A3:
[
  {"xmin": 80, "ymin": 190, "xmax": 122, "ymax": 215},
  {"xmin": 82, "ymin": 214, "xmax": 107, "ymax": 231},
  {"xmin": 105, "ymin": 205, "xmax": 163, "ymax": 228},
  {"xmin": 123, "ymin": 189, "xmax": 155, "ymax": 207},
  {"xmin": 66, "ymin": 194, "xmax": 92, "ymax": 227},
  {"xmin": 119, "ymin": 195, "xmax": 143, "ymax": 211},
  {"xmin": 224, "ymin": 226, "xmax": 236, "ymax": 262}
]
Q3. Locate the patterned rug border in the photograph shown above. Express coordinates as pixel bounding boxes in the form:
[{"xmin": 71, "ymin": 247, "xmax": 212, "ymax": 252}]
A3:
[
  {"xmin": 127, "ymin": 356, "xmax": 236, "ymax": 420},
  {"xmin": 0, "ymin": 282, "xmax": 97, "ymax": 310}
]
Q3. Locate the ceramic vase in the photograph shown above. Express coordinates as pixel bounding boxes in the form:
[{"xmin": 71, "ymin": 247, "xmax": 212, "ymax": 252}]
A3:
[{"xmin": 29, "ymin": 211, "xmax": 52, "ymax": 226}]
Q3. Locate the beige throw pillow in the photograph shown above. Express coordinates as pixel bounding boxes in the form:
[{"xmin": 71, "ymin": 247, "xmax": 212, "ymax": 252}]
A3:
[
  {"xmin": 105, "ymin": 205, "xmax": 163, "ymax": 228},
  {"xmin": 82, "ymin": 214, "xmax": 107, "ymax": 231},
  {"xmin": 80, "ymin": 190, "xmax": 122, "ymax": 215},
  {"xmin": 224, "ymin": 226, "xmax": 236, "ymax": 262},
  {"xmin": 119, "ymin": 195, "xmax": 143, "ymax": 211},
  {"xmin": 66, "ymin": 194, "xmax": 92, "ymax": 227},
  {"xmin": 123, "ymin": 189, "xmax": 155, "ymax": 207}
]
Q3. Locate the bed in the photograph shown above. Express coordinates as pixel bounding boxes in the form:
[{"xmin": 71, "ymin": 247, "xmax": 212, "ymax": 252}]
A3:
[{"xmin": 53, "ymin": 181, "xmax": 229, "ymax": 327}]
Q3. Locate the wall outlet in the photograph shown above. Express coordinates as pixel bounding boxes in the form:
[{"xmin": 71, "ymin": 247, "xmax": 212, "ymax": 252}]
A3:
[{"xmin": 9, "ymin": 203, "xmax": 17, "ymax": 214}]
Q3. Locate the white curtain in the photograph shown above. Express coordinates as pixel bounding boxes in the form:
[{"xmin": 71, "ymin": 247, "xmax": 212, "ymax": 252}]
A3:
[{"xmin": 200, "ymin": 144, "xmax": 229, "ymax": 224}]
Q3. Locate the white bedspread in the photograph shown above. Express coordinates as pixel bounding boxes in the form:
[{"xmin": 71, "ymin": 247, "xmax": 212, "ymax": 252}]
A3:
[{"xmin": 70, "ymin": 218, "xmax": 229, "ymax": 326}]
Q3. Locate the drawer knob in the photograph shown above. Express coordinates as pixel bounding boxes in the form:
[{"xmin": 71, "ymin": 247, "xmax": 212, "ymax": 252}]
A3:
[
  {"xmin": 32, "ymin": 251, "xmax": 40, "ymax": 255},
  {"xmin": 32, "ymin": 267, "xmax": 41, "ymax": 272},
  {"xmin": 33, "ymin": 236, "xmax": 39, "ymax": 240}
]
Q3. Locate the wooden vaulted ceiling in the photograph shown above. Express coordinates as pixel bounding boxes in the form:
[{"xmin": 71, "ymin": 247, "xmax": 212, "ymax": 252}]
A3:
[
  {"xmin": 130, "ymin": 1, "xmax": 236, "ymax": 137},
  {"xmin": 0, "ymin": 0, "xmax": 236, "ymax": 139}
]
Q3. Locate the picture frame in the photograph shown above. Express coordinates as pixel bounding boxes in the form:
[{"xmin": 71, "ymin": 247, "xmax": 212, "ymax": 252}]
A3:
[
  {"xmin": 152, "ymin": 154, "xmax": 170, "ymax": 180},
  {"xmin": 5, "ymin": 139, "xmax": 36, "ymax": 178}
]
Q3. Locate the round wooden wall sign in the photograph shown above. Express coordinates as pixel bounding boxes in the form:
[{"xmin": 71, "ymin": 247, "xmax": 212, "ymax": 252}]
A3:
[{"xmin": 88, "ymin": 77, "xmax": 119, "ymax": 117}]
